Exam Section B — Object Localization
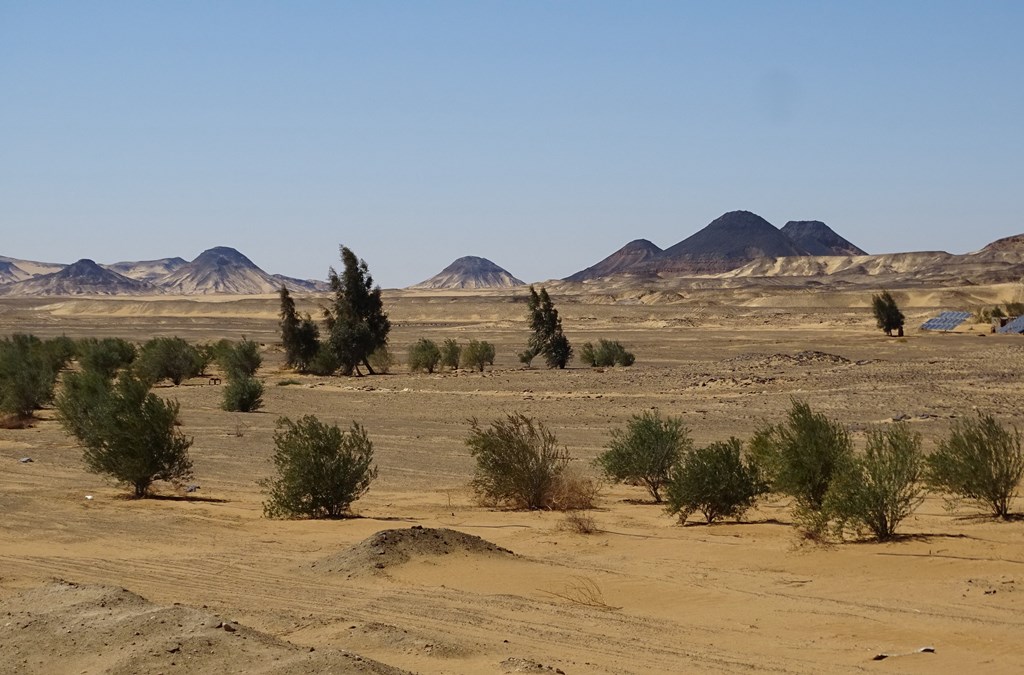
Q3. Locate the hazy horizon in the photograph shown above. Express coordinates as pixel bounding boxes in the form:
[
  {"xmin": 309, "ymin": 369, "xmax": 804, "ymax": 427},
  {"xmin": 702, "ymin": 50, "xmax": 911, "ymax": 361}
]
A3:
[{"xmin": 3, "ymin": 3, "xmax": 1022, "ymax": 287}]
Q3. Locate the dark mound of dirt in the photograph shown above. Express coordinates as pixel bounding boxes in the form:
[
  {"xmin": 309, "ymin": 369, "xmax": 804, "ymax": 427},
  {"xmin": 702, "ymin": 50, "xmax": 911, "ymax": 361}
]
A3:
[
  {"xmin": 730, "ymin": 350, "xmax": 853, "ymax": 367},
  {"xmin": 0, "ymin": 580, "xmax": 407, "ymax": 674},
  {"xmin": 312, "ymin": 526, "xmax": 515, "ymax": 576}
]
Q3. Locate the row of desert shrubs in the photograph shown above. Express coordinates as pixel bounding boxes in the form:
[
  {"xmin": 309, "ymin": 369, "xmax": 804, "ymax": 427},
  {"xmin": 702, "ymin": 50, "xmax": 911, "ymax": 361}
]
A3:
[
  {"xmin": 579, "ymin": 339, "xmax": 635, "ymax": 367},
  {"xmin": 408, "ymin": 337, "xmax": 496, "ymax": 373},
  {"xmin": 594, "ymin": 402, "xmax": 1023, "ymax": 541}
]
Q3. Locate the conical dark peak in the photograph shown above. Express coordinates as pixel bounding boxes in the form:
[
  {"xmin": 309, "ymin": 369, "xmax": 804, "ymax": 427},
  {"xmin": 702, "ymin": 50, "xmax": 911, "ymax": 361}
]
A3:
[
  {"xmin": 781, "ymin": 220, "xmax": 867, "ymax": 256},
  {"xmin": 412, "ymin": 256, "xmax": 525, "ymax": 289}
]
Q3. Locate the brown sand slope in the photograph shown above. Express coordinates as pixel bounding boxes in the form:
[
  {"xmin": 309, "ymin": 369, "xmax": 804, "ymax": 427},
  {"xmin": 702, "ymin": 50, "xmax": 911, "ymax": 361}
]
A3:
[{"xmin": 0, "ymin": 580, "xmax": 408, "ymax": 675}]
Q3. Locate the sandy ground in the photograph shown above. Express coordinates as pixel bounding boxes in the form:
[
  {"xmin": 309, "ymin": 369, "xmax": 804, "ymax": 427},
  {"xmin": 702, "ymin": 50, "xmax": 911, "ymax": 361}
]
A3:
[{"xmin": 1, "ymin": 289, "xmax": 1023, "ymax": 674}]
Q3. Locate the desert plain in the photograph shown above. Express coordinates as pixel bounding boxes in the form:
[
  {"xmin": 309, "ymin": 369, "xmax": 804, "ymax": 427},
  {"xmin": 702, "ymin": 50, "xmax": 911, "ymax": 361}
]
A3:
[{"xmin": 1, "ymin": 284, "xmax": 1023, "ymax": 674}]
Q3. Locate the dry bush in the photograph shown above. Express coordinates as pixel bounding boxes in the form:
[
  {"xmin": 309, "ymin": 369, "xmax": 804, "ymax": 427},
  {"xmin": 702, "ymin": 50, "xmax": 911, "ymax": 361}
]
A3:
[
  {"xmin": 559, "ymin": 510, "xmax": 598, "ymax": 535},
  {"xmin": 549, "ymin": 463, "xmax": 601, "ymax": 511}
]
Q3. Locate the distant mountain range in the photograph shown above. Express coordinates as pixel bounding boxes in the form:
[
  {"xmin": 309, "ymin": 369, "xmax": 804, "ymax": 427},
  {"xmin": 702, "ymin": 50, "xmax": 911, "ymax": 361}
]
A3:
[
  {"xmin": 1, "ymin": 214, "xmax": 1021, "ymax": 296},
  {"xmin": 411, "ymin": 256, "xmax": 524, "ymax": 290},
  {"xmin": 0, "ymin": 247, "xmax": 326, "ymax": 297},
  {"xmin": 565, "ymin": 211, "xmax": 868, "ymax": 281}
]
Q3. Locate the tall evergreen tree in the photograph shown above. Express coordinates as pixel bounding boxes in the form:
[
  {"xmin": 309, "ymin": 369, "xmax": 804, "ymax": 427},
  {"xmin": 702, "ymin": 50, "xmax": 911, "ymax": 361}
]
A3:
[
  {"xmin": 324, "ymin": 246, "xmax": 391, "ymax": 376},
  {"xmin": 871, "ymin": 290, "xmax": 905, "ymax": 337},
  {"xmin": 526, "ymin": 286, "xmax": 572, "ymax": 369},
  {"xmin": 278, "ymin": 286, "xmax": 320, "ymax": 371}
]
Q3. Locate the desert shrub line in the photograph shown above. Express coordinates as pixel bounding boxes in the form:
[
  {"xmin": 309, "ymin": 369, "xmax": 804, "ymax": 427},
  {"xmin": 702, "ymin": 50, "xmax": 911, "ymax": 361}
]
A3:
[
  {"xmin": 579, "ymin": 339, "xmax": 635, "ymax": 367},
  {"xmin": 408, "ymin": 338, "xmax": 442, "ymax": 373}
]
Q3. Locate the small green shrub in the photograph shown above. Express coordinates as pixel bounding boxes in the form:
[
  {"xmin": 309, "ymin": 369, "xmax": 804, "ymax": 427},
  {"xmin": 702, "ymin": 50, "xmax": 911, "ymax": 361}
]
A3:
[
  {"xmin": 261, "ymin": 415, "xmax": 377, "ymax": 519},
  {"xmin": 217, "ymin": 338, "xmax": 262, "ymax": 380},
  {"xmin": 306, "ymin": 347, "xmax": 340, "ymax": 376},
  {"xmin": 135, "ymin": 337, "xmax": 204, "ymax": 386},
  {"xmin": 926, "ymin": 413, "xmax": 1024, "ymax": 518},
  {"xmin": 825, "ymin": 423, "xmax": 925, "ymax": 541},
  {"xmin": 440, "ymin": 338, "xmax": 461, "ymax": 371},
  {"xmin": 596, "ymin": 410, "xmax": 690, "ymax": 503},
  {"xmin": 749, "ymin": 399, "xmax": 853, "ymax": 513},
  {"xmin": 408, "ymin": 338, "xmax": 441, "ymax": 373},
  {"xmin": 579, "ymin": 339, "xmax": 635, "ymax": 367},
  {"xmin": 665, "ymin": 438, "xmax": 764, "ymax": 524},
  {"xmin": 460, "ymin": 339, "xmax": 495, "ymax": 372},
  {"xmin": 56, "ymin": 372, "xmax": 194, "ymax": 498},
  {"xmin": 467, "ymin": 413, "xmax": 570, "ymax": 510},
  {"xmin": 276, "ymin": 379, "xmax": 302, "ymax": 387},
  {"xmin": 222, "ymin": 376, "xmax": 264, "ymax": 413},
  {"xmin": 517, "ymin": 349, "xmax": 537, "ymax": 367}
]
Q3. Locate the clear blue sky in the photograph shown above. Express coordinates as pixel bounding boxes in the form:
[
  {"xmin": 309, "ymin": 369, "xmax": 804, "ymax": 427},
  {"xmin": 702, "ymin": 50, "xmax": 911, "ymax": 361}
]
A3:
[{"xmin": 2, "ymin": 1, "xmax": 1022, "ymax": 287}]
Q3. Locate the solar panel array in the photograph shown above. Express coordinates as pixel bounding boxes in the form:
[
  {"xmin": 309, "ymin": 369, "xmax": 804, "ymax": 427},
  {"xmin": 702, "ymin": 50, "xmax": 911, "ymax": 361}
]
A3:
[
  {"xmin": 997, "ymin": 316, "xmax": 1024, "ymax": 334},
  {"xmin": 920, "ymin": 311, "xmax": 972, "ymax": 331}
]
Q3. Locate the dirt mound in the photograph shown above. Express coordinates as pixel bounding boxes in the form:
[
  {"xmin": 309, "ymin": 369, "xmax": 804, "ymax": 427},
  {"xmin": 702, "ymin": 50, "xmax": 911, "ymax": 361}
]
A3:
[
  {"xmin": 312, "ymin": 526, "xmax": 515, "ymax": 576},
  {"xmin": 0, "ymin": 580, "xmax": 407, "ymax": 675},
  {"xmin": 730, "ymin": 350, "xmax": 853, "ymax": 367}
]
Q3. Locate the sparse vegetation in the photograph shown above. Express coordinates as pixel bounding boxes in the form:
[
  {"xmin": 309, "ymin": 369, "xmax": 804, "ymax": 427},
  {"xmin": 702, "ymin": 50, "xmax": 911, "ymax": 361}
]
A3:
[
  {"xmin": 596, "ymin": 410, "xmax": 690, "ymax": 503},
  {"xmin": 871, "ymin": 290, "xmax": 905, "ymax": 337},
  {"xmin": 323, "ymin": 246, "xmax": 391, "ymax": 376},
  {"xmin": 749, "ymin": 399, "xmax": 853, "ymax": 516},
  {"xmin": 467, "ymin": 413, "xmax": 570, "ymax": 510},
  {"xmin": 825, "ymin": 423, "xmax": 925, "ymax": 541},
  {"xmin": 278, "ymin": 286, "xmax": 321, "ymax": 372},
  {"xmin": 526, "ymin": 286, "xmax": 572, "ymax": 369},
  {"xmin": 261, "ymin": 415, "xmax": 378, "ymax": 519},
  {"xmin": 548, "ymin": 463, "xmax": 601, "ymax": 511},
  {"xmin": 407, "ymin": 338, "xmax": 441, "ymax": 373},
  {"xmin": 0, "ymin": 335, "xmax": 68, "ymax": 421},
  {"xmin": 56, "ymin": 371, "xmax": 194, "ymax": 498},
  {"xmin": 579, "ymin": 339, "xmax": 635, "ymax": 367},
  {"xmin": 440, "ymin": 338, "xmax": 461, "ymax": 371},
  {"xmin": 665, "ymin": 438, "xmax": 764, "ymax": 524},
  {"xmin": 76, "ymin": 337, "xmax": 137, "ymax": 379},
  {"xmin": 217, "ymin": 338, "xmax": 264, "ymax": 413},
  {"xmin": 368, "ymin": 345, "xmax": 396, "ymax": 374},
  {"xmin": 135, "ymin": 337, "xmax": 204, "ymax": 386},
  {"xmin": 222, "ymin": 375, "xmax": 264, "ymax": 413},
  {"xmin": 460, "ymin": 339, "xmax": 495, "ymax": 372},
  {"xmin": 926, "ymin": 413, "xmax": 1023, "ymax": 519}
]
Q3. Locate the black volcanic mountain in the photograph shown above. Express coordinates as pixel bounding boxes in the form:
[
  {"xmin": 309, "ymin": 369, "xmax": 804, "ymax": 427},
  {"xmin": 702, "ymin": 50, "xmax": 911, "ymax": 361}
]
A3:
[
  {"xmin": 158, "ymin": 246, "xmax": 317, "ymax": 295},
  {"xmin": 0, "ymin": 260, "xmax": 28, "ymax": 284},
  {"xmin": 654, "ymin": 211, "xmax": 810, "ymax": 274},
  {"xmin": 564, "ymin": 239, "xmax": 663, "ymax": 282},
  {"xmin": 781, "ymin": 221, "xmax": 867, "ymax": 256},
  {"xmin": 0, "ymin": 259, "xmax": 159, "ymax": 296},
  {"xmin": 412, "ymin": 256, "xmax": 525, "ymax": 289}
]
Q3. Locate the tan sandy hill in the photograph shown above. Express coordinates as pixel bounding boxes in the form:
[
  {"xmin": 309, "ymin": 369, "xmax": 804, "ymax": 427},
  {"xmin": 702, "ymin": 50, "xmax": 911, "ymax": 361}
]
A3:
[
  {"xmin": 0, "ymin": 255, "xmax": 64, "ymax": 280},
  {"xmin": 411, "ymin": 256, "xmax": 525, "ymax": 289},
  {"xmin": 0, "ymin": 259, "xmax": 30, "ymax": 284},
  {"xmin": 563, "ymin": 239, "xmax": 662, "ymax": 282},
  {"xmin": 0, "ymin": 259, "xmax": 160, "ymax": 296},
  {"xmin": 106, "ymin": 256, "xmax": 188, "ymax": 283},
  {"xmin": 780, "ymin": 220, "xmax": 867, "ymax": 256},
  {"xmin": 157, "ymin": 247, "xmax": 323, "ymax": 295},
  {"xmin": 0, "ymin": 581, "xmax": 407, "ymax": 675}
]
